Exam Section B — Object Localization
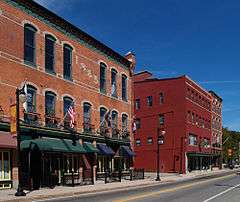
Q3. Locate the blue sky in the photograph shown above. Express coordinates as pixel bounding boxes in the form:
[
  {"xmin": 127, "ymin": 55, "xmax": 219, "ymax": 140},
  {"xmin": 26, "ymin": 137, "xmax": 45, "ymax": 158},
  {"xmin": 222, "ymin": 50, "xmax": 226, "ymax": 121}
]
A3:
[{"xmin": 35, "ymin": 0, "xmax": 240, "ymax": 131}]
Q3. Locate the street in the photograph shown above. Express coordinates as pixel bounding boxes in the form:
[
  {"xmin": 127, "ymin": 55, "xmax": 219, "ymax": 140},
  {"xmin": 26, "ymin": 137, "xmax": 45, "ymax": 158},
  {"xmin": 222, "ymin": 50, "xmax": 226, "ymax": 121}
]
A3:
[{"xmin": 35, "ymin": 173, "xmax": 240, "ymax": 202}]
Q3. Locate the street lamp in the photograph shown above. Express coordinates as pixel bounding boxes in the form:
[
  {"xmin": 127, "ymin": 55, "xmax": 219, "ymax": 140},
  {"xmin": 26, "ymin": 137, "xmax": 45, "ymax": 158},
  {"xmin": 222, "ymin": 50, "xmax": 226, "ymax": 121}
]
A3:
[
  {"xmin": 15, "ymin": 86, "xmax": 26, "ymax": 196},
  {"xmin": 156, "ymin": 129, "xmax": 165, "ymax": 181}
]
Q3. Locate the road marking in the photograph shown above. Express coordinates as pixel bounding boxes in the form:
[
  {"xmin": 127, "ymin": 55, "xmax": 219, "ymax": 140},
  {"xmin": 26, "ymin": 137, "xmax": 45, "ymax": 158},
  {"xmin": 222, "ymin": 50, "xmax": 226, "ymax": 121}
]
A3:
[
  {"xmin": 202, "ymin": 182, "xmax": 240, "ymax": 202},
  {"xmin": 114, "ymin": 174, "xmax": 235, "ymax": 202}
]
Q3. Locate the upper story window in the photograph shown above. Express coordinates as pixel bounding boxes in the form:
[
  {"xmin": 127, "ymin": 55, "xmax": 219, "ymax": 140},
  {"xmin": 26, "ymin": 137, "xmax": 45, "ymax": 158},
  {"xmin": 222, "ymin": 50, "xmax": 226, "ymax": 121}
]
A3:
[
  {"xmin": 100, "ymin": 63, "xmax": 106, "ymax": 94},
  {"xmin": 136, "ymin": 119, "xmax": 141, "ymax": 129},
  {"xmin": 122, "ymin": 74, "xmax": 127, "ymax": 101},
  {"xmin": 147, "ymin": 96, "xmax": 153, "ymax": 106},
  {"xmin": 63, "ymin": 44, "xmax": 73, "ymax": 80},
  {"xmin": 45, "ymin": 35, "xmax": 56, "ymax": 73},
  {"xmin": 189, "ymin": 134, "xmax": 197, "ymax": 146},
  {"xmin": 100, "ymin": 107, "xmax": 107, "ymax": 127},
  {"xmin": 83, "ymin": 102, "xmax": 92, "ymax": 132},
  {"xmin": 136, "ymin": 138, "xmax": 141, "ymax": 146},
  {"xmin": 45, "ymin": 91, "xmax": 56, "ymax": 116},
  {"xmin": 111, "ymin": 69, "xmax": 117, "ymax": 97},
  {"xmin": 159, "ymin": 93, "xmax": 164, "ymax": 105},
  {"xmin": 147, "ymin": 137, "xmax": 153, "ymax": 145},
  {"xmin": 111, "ymin": 111, "xmax": 118, "ymax": 129},
  {"xmin": 159, "ymin": 114, "xmax": 164, "ymax": 125},
  {"xmin": 24, "ymin": 24, "xmax": 37, "ymax": 66},
  {"xmin": 135, "ymin": 99, "xmax": 140, "ymax": 110},
  {"xmin": 122, "ymin": 114, "xmax": 128, "ymax": 131},
  {"xmin": 26, "ymin": 85, "xmax": 37, "ymax": 113},
  {"xmin": 63, "ymin": 96, "xmax": 74, "ymax": 128}
]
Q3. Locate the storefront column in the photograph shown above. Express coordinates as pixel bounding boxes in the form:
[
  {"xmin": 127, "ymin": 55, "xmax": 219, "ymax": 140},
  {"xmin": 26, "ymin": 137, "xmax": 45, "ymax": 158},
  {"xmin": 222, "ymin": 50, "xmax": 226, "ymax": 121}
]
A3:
[{"xmin": 92, "ymin": 140, "xmax": 97, "ymax": 183}]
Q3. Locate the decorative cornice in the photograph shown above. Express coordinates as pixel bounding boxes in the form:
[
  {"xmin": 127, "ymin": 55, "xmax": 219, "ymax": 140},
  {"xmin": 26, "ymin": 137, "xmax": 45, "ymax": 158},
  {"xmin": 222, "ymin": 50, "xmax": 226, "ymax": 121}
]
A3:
[{"xmin": 5, "ymin": 0, "xmax": 131, "ymax": 70}]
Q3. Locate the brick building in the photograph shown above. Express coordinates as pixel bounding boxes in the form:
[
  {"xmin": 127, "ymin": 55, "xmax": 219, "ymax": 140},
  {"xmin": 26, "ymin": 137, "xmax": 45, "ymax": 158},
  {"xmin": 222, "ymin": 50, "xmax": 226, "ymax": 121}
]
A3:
[
  {"xmin": 0, "ymin": 0, "xmax": 135, "ymax": 189},
  {"xmin": 133, "ymin": 71, "xmax": 222, "ymax": 174}
]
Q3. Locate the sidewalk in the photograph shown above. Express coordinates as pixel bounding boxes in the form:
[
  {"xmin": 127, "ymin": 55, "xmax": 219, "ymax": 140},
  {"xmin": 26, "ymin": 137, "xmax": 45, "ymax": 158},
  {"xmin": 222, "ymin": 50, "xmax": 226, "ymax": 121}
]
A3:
[{"xmin": 1, "ymin": 168, "xmax": 237, "ymax": 202}]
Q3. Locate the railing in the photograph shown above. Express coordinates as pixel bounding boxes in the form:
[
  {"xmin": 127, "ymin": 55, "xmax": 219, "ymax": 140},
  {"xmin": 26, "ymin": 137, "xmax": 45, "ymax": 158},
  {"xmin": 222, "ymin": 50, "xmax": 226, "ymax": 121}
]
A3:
[
  {"xmin": 100, "ymin": 125, "xmax": 110, "ymax": 137},
  {"xmin": 121, "ymin": 130, "xmax": 130, "ymax": 140},
  {"xmin": 24, "ymin": 111, "xmax": 41, "ymax": 126},
  {"xmin": 82, "ymin": 168, "xmax": 94, "ymax": 185},
  {"xmin": 45, "ymin": 115, "xmax": 60, "ymax": 128},
  {"xmin": 83, "ymin": 122, "xmax": 95, "ymax": 133},
  {"xmin": 112, "ymin": 127, "xmax": 120, "ymax": 139},
  {"xmin": 62, "ymin": 172, "xmax": 81, "ymax": 187},
  {"xmin": 130, "ymin": 169, "xmax": 145, "ymax": 180}
]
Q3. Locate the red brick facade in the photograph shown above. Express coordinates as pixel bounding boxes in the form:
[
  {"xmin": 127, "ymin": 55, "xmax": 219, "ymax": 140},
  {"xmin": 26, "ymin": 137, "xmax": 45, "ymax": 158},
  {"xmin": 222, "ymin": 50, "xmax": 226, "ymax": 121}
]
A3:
[
  {"xmin": 133, "ymin": 72, "xmax": 222, "ymax": 174},
  {"xmin": 0, "ymin": 0, "xmax": 135, "ymax": 188}
]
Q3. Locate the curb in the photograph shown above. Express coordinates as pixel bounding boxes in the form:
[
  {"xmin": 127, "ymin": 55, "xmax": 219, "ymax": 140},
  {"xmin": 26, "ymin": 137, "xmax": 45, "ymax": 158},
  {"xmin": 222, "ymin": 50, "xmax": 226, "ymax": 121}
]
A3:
[{"xmin": 3, "ymin": 169, "xmax": 239, "ymax": 202}]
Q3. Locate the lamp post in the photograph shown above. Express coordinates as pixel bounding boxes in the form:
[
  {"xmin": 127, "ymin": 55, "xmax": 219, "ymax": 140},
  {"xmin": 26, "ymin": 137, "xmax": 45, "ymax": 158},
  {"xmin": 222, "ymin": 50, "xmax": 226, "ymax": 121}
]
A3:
[
  {"xmin": 15, "ymin": 87, "xmax": 26, "ymax": 196},
  {"xmin": 156, "ymin": 129, "xmax": 165, "ymax": 181}
]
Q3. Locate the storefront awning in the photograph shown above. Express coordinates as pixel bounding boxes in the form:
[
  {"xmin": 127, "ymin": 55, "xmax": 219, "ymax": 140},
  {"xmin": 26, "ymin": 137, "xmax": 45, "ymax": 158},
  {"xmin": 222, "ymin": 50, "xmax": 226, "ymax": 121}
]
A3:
[
  {"xmin": 121, "ymin": 146, "xmax": 136, "ymax": 157},
  {"xmin": 97, "ymin": 143, "xmax": 115, "ymax": 156},
  {"xmin": 83, "ymin": 142, "xmax": 99, "ymax": 153},
  {"xmin": 187, "ymin": 152, "xmax": 211, "ymax": 157},
  {"xmin": 21, "ymin": 138, "xmax": 86, "ymax": 153}
]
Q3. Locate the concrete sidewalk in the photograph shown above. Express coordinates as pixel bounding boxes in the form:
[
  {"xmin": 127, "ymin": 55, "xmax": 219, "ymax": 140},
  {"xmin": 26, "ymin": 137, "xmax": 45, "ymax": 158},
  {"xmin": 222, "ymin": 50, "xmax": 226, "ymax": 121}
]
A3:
[{"xmin": 1, "ymin": 168, "xmax": 237, "ymax": 202}]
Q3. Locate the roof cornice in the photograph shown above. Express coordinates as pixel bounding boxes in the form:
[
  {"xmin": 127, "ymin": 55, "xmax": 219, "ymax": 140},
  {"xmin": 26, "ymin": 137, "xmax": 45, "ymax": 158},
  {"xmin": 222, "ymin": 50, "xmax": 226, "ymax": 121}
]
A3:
[{"xmin": 5, "ymin": 0, "xmax": 131, "ymax": 70}]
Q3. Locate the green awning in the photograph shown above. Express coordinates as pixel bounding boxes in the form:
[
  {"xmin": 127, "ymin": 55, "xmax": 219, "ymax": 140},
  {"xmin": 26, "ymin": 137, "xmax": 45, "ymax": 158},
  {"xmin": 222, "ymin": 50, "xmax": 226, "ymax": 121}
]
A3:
[
  {"xmin": 187, "ymin": 152, "xmax": 211, "ymax": 157},
  {"xmin": 21, "ymin": 138, "xmax": 86, "ymax": 153},
  {"xmin": 83, "ymin": 142, "xmax": 99, "ymax": 153}
]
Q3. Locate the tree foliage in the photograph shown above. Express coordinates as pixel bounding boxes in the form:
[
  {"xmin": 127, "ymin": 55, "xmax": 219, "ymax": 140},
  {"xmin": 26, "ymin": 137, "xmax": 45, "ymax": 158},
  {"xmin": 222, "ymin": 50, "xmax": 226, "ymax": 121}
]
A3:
[{"xmin": 222, "ymin": 127, "xmax": 240, "ymax": 162}]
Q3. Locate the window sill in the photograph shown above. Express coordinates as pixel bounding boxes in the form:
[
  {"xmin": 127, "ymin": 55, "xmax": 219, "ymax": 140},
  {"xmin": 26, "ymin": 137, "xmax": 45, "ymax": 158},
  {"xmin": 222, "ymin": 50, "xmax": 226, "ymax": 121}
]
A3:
[
  {"xmin": 122, "ymin": 98, "xmax": 128, "ymax": 102},
  {"xmin": 24, "ymin": 60, "xmax": 36, "ymax": 68},
  {"xmin": 63, "ymin": 76, "xmax": 73, "ymax": 82},
  {"xmin": 45, "ymin": 69, "xmax": 56, "ymax": 75}
]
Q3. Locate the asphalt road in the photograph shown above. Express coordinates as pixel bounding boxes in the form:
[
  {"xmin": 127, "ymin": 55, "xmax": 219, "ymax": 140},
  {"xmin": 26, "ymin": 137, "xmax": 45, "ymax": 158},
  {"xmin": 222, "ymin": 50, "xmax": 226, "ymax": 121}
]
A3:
[{"xmin": 35, "ymin": 173, "xmax": 240, "ymax": 202}]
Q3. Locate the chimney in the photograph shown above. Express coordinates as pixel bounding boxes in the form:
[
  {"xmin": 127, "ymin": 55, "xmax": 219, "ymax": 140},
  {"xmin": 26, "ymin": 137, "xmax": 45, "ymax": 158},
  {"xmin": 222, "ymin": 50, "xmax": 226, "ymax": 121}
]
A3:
[{"xmin": 125, "ymin": 52, "xmax": 136, "ymax": 76}]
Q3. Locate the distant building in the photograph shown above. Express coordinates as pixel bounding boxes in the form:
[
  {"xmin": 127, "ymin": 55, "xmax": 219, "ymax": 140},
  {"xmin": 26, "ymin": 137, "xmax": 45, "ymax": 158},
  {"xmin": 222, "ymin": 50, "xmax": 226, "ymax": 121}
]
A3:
[
  {"xmin": 133, "ymin": 71, "xmax": 222, "ymax": 174},
  {"xmin": 0, "ymin": 0, "xmax": 135, "ymax": 189}
]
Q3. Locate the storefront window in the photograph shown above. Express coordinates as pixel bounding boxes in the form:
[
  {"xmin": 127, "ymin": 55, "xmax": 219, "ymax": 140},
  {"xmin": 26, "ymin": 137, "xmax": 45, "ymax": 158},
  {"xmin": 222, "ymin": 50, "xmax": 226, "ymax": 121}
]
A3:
[{"xmin": 0, "ymin": 151, "xmax": 11, "ymax": 189}]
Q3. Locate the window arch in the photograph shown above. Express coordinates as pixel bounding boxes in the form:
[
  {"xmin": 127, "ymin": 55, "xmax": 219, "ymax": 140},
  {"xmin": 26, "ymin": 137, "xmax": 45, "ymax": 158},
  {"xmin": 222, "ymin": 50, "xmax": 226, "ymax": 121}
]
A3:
[
  {"xmin": 111, "ymin": 68, "xmax": 117, "ymax": 97},
  {"xmin": 45, "ymin": 91, "xmax": 56, "ymax": 116},
  {"xmin": 45, "ymin": 34, "xmax": 56, "ymax": 73},
  {"xmin": 100, "ymin": 107, "xmax": 107, "ymax": 127},
  {"xmin": 100, "ymin": 62, "xmax": 106, "ymax": 93},
  {"xmin": 63, "ymin": 44, "xmax": 73, "ymax": 80},
  {"xmin": 111, "ymin": 110, "xmax": 118, "ymax": 129},
  {"xmin": 83, "ymin": 102, "xmax": 92, "ymax": 132},
  {"xmin": 26, "ymin": 85, "xmax": 37, "ymax": 112},
  {"xmin": 24, "ymin": 24, "xmax": 37, "ymax": 66},
  {"xmin": 122, "ymin": 74, "xmax": 127, "ymax": 101},
  {"xmin": 122, "ymin": 114, "xmax": 128, "ymax": 131}
]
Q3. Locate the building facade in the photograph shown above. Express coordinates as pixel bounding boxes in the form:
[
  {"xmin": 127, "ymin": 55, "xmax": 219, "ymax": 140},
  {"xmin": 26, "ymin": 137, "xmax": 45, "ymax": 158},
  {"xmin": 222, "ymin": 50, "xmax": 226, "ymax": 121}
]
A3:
[
  {"xmin": 0, "ymin": 0, "xmax": 135, "ymax": 189},
  {"xmin": 133, "ymin": 71, "xmax": 222, "ymax": 174}
]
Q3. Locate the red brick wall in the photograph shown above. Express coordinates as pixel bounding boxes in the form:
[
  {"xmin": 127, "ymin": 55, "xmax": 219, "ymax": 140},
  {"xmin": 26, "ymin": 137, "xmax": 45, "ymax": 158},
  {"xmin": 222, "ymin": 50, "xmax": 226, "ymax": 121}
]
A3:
[
  {"xmin": 133, "ymin": 75, "xmax": 215, "ymax": 173},
  {"xmin": 0, "ymin": 1, "xmax": 134, "ymax": 136}
]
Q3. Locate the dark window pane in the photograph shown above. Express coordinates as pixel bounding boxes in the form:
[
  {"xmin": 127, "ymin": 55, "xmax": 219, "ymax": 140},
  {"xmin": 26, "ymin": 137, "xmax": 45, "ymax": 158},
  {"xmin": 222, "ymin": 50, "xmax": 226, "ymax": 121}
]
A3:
[
  {"xmin": 45, "ymin": 36, "xmax": 55, "ymax": 72},
  {"xmin": 45, "ymin": 92, "xmax": 56, "ymax": 116},
  {"xmin": 63, "ymin": 97, "xmax": 73, "ymax": 115},
  {"xmin": 24, "ymin": 25, "xmax": 36, "ymax": 65},
  {"xmin": 100, "ymin": 63, "xmax": 106, "ymax": 93},
  {"xmin": 122, "ymin": 75, "xmax": 127, "ymax": 101},
  {"xmin": 111, "ymin": 69, "xmax": 117, "ymax": 97},
  {"xmin": 63, "ymin": 45, "xmax": 72, "ymax": 80},
  {"xmin": 27, "ymin": 86, "xmax": 36, "ymax": 112}
]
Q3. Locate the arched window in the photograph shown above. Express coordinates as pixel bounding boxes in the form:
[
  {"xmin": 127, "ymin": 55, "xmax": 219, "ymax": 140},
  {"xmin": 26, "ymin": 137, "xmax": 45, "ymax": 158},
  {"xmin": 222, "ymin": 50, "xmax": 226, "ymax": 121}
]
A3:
[
  {"xmin": 100, "ymin": 62, "xmax": 106, "ymax": 93},
  {"xmin": 111, "ymin": 69, "xmax": 117, "ymax": 97},
  {"xmin": 122, "ymin": 74, "xmax": 127, "ymax": 101},
  {"xmin": 111, "ymin": 110, "xmax": 118, "ymax": 129},
  {"xmin": 63, "ymin": 96, "xmax": 73, "ymax": 115},
  {"xmin": 26, "ymin": 85, "xmax": 37, "ymax": 112},
  {"xmin": 24, "ymin": 24, "xmax": 37, "ymax": 66},
  {"xmin": 83, "ymin": 102, "xmax": 92, "ymax": 132},
  {"xmin": 63, "ymin": 44, "xmax": 73, "ymax": 80},
  {"xmin": 45, "ymin": 91, "xmax": 57, "ymax": 127},
  {"xmin": 100, "ymin": 107, "xmax": 107, "ymax": 127},
  {"xmin": 63, "ymin": 96, "xmax": 74, "ymax": 128},
  {"xmin": 45, "ymin": 91, "xmax": 56, "ymax": 116},
  {"xmin": 45, "ymin": 35, "xmax": 56, "ymax": 73},
  {"xmin": 122, "ymin": 114, "xmax": 128, "ymax": 131}
]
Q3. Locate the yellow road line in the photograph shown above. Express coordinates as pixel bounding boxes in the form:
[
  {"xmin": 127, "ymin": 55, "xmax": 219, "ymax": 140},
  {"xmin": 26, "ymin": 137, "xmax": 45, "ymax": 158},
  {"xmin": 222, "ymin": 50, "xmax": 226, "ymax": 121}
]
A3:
[{"xmin": 114, "ymin": 174, "xmax": 235, "ymax": 202}]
